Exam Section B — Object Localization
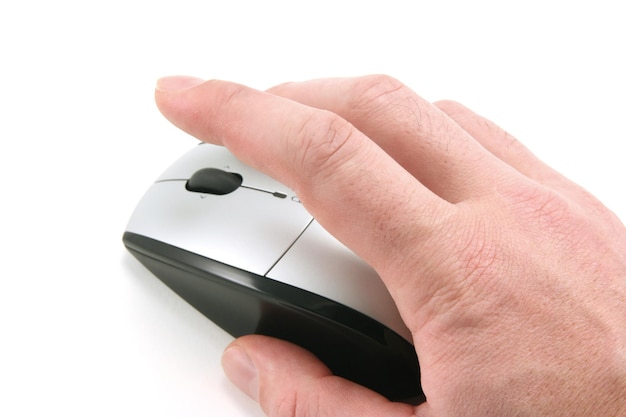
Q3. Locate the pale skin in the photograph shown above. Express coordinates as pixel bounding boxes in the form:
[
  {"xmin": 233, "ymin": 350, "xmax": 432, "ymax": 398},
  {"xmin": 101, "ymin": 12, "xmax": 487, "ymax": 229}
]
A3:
[{"xmin": 154, "ymin": 75, "xmax": 626, "ymax": 417}]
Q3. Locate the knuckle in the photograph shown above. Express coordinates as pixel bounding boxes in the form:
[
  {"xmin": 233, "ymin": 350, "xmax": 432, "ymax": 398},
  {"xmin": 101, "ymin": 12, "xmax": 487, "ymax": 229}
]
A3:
[
  {"xmin": 354, "ymin": 74, "xmax": 406, "ymax": 100},
  {"xmin": 501, "ymin": 182, "xmax": 606, "ymax": 256},
  {"xmin": 272, "ymin": 391, "xmax": 298, "ymax": 417},
  {"xmin": 209, "ymin": 80, "xmax": 250, "ymax": 109},
  {"xmin": 349, "ymin": 75, "xmax": 446, "ymax": 147},
  {"xmin": 268, "ymin": 381, "xmax": 324, "ymax": 417},
  {"xmin": 503, "ymin": 181, "xmax": 572, "ymax": 231},
  {"xmin": 291, "ymin": 110, "xmax": 359, "ymax": 178},
  {"xmin": 350, "ymin": 74, "xmax": 415, "ymax": 119}
]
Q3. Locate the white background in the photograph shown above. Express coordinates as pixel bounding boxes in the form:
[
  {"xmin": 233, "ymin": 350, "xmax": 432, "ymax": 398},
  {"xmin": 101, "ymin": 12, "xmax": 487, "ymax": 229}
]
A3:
[{"xmin": 1, "ymin": 1, "xmax": 624, "ymax": 416}]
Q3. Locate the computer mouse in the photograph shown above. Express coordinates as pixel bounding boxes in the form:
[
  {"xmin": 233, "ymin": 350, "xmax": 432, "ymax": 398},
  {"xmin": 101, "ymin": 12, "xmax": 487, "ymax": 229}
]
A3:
[{"xmin": 123, "ymin": 143, "xmax": 424, "ymax": 403}]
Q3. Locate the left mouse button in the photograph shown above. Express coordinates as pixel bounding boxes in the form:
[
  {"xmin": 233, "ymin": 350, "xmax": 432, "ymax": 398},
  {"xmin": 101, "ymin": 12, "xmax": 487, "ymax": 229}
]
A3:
[{"xmin": 186, "ymin": 168, "xmax": 243, "ymax": 195}]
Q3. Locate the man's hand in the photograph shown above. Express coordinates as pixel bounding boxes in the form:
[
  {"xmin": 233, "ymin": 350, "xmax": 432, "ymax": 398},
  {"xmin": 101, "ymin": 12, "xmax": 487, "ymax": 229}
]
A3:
[{"xmin": 155, "ymin": 75, "xmax": 626, "ymax": 417}]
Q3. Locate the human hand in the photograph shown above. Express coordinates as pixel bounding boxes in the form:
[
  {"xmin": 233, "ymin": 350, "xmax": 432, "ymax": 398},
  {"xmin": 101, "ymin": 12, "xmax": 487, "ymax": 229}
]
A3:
[{"xmin": 154, "ymin": 75, "xmax": 626, "ymax": 417}]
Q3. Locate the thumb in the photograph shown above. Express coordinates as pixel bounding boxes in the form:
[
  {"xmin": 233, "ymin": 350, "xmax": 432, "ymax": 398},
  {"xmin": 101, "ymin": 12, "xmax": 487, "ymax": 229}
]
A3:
[{"xmin": 221, "ymin": 335, "xmax": 416, "ymax": 417}]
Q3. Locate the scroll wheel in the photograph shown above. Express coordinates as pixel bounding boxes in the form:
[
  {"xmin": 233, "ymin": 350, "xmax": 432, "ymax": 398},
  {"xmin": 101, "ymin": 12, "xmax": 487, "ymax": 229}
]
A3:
[{"xmin": 186, "ymin": 168, "xmax": 243, "ymax": 195}]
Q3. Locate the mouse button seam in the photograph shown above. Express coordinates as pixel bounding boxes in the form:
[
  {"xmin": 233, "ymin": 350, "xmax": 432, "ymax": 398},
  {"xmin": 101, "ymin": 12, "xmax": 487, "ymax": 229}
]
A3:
[
  {"xmin": 263, "ymin": 217, "xmax": 315, "ymax": 277},
  {"xmin": 154, "ymin": 178, "xmax": 189, "ymax": 183}
]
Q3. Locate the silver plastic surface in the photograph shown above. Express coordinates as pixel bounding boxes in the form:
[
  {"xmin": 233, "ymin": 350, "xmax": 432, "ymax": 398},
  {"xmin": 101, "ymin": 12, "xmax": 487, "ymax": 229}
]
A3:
[
  {"xmin": 157, "ymin": 143, "xmax": 292, "ymax": 196},
  {"xmin": 126, "ymin": 181, "xmax": 312, "ymax": 276},
  {"xmin": 127, "ymin": 143, "xmax": 412, "ymax": 343},
  {"xmin": 267, "ymin": 221, "xmax": 412, "ymax": 342}
]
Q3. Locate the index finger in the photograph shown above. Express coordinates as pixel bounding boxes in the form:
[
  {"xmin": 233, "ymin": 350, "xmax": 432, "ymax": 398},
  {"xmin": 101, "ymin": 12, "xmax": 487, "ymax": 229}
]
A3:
[{"xmin": 154, "ymin": 76, "xmax": 453, "ymax": 293}]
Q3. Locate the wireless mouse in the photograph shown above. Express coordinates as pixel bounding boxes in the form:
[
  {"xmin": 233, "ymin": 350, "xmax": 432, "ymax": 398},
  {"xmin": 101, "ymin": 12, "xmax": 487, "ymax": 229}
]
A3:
[{"xmin": 123, "ymin": 143, "xmax": 424, "ymax": 403}]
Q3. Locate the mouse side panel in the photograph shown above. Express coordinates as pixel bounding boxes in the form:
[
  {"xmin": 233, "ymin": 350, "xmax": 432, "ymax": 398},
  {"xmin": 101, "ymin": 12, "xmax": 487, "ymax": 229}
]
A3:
[{"xmin": 123, "ymin": 232, "xmax": 424, "ymax": 404}]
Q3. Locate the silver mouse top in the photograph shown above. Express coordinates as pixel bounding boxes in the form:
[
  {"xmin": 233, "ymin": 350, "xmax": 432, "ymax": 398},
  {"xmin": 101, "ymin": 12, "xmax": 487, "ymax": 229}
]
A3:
[
  {"xmin": 125, "ymin": 143, "xmax": 411, "ymax": 342},
  {"xmin": 123, "ymin": 142, "xmax": 423, "ymax": 403}
]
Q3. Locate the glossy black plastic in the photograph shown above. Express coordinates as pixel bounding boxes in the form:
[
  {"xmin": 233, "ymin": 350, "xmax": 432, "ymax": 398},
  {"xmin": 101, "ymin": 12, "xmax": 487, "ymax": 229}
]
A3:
[
  {"xmin": 186, "ymin": 168, "xmax": 243, "ymax": 195},
  {"xmin": 123, "ymin": 232, "xmax": 424, "ymax": 404}
]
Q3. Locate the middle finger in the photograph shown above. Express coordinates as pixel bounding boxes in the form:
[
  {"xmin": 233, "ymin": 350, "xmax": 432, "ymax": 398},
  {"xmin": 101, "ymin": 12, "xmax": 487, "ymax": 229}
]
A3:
[{"xmin": 268, "ymin": 75, "xmax": 514, "ymax": 203}]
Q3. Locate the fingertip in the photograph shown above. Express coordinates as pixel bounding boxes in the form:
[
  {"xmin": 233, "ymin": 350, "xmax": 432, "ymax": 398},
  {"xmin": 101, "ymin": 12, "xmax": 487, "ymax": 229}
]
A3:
[
  {"xmin": 153, "ymin": 75, "xmax": 219, "ymax": 144},
  {"xmin": 221, "ymin": 336, "xmax": 417, "ymax": 417},
  {"xmin": 221, "ymin": 335, "xmax": 330, "ymax": 406},
  {"xmin": 223, "ymin": 335, "xmax": 331, "ymax": 379},
  {"xmin": 221, "ymin": 344, "xmax": 260, "ymax": 401}
]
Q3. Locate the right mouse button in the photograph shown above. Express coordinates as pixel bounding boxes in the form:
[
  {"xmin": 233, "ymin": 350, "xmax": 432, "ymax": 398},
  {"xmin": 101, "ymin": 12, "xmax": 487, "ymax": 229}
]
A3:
[{"xmin": 266, "ymin": 220, "xmax": 412, "ymax": 342}]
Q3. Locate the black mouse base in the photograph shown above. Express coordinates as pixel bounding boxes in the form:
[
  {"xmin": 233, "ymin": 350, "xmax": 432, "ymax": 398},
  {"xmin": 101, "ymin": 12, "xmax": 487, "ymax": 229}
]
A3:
[{"xmin": 123, "ymin": 232, "xmax": 425, "ymax": 404}]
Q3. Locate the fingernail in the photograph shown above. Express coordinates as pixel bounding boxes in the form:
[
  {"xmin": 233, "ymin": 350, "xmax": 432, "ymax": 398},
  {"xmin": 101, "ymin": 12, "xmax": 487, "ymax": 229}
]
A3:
[
  {"xmin": 222, "ymin": 345, "xmax": 259, "ymax": 401},
  {"xmin": 156, "ymin": 75, "xmax": 205, "ymax": 92}
]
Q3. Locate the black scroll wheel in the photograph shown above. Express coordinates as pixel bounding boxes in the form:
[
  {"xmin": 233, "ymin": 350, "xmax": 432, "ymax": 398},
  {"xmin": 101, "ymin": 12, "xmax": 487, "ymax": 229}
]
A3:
[{"xmin": 186, "ymin": 168, "xmax": 243, "ymax": 195}]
